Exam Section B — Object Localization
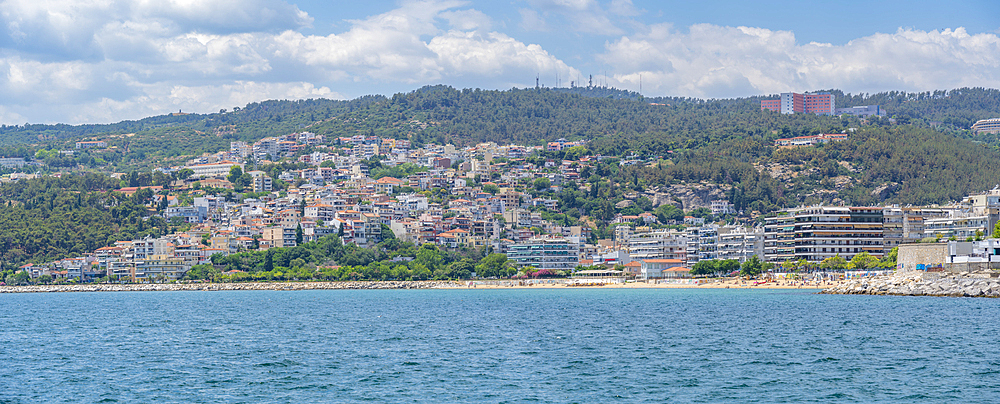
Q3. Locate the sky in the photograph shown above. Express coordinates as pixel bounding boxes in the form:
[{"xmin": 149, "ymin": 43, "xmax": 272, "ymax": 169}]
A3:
[{"xmin": 0, "ymin": 0, "xmax": 998, "ymax": 124}]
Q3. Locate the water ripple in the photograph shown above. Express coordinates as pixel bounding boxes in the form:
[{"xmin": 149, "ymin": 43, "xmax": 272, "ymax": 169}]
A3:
[{"xmin": 1, "ymin": 289, "xmax": 1000, "ymax": 402}]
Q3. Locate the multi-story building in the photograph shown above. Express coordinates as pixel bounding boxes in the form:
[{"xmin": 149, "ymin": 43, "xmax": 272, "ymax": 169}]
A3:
[
  {"xmin": 263, "ymin": 227, "xmax": 297, "ymax": 248},
  {"xmin": 774, "ymin": 133, "xmax": 848, "ymax": 147},
  {"xmin": 230, "ymin": 141, "xmax": 250, "ymax": 159},
  {"xmin": 835, "ymin": 105, "xmax": 883, "ymax": 118},
  {"xmin": 75, "ymin": 140, "xmax": 107, "ymax": 149},
  {"xmin": 962, "ymin": 187, "xmax": 1000, "ymax": 236},
  {"xmin": 164, "ymin": 205, "xmax": 208, "ymax": 223},
  {"xmin": 507, "ymin": 236, "xmax": 581, "ymax": 272},
  {"xmin": 186, "ymin": 161, "xmax": 242, "ymax": 179},
  {"xmin": 760, "ymin": 92, "xmax": 835, "ymax": 115},
  {"xmin": 764, "ymin": 212, "xmax": 797, "ymax": 263},
  {"xmin": 686, "ymin": 225, "xmax": 720, "ymax": 264},
  {"xmin": 624, "ymin": 228, "xmax": 688, "ymax": 262},
  {"xmin": 247, "ymin": 170, "xmax": 272, "ymax": 192},
  {"xmin": 971, "ymin": 118, "xmax": 1000, "ymax": 134},
  {"xmin": 0, "ymin": 157, "xmax": 27, "ymax": 168},
  {"xmin": 135, "ymin": 257, "xmax": 187, "ymax": 281},
  {"xmin": 924, "ymin": 215, "xmax": 990, "ymax": 240},
  {"xmin": 716, "ymin": 226, "xmax": 765, "ymax": 263},
  {"xmin": 881, "ymin": 207, "xmax": 949, "ymax": 252},
  {"xmin": 789, "ymin": 206, "xmax": 884, "ymax": 263}
]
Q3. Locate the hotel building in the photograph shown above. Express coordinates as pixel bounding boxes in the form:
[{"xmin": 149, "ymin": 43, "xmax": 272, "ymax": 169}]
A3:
[
  {"xmin": 761, "ymin": 92, "xmax": 835, "ymax": 115},
  {"xmin": 972, "ymin": 118, "xmax": 1000, "ymax": 134}
]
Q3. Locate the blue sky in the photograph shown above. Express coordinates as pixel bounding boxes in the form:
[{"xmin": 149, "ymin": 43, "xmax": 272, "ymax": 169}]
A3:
[{"xmin": 0, "ymin": 0, "xmax": 998, "ymax": 124}]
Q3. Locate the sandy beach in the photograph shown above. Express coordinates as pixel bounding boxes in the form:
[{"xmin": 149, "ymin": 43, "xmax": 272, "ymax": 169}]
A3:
[
  {"xmin": 453, "ymin": 278, "xmax": 840, "ymax": 290},
  {"xmin": 1, "ymin": 278, "xmax": 842, "ymax": 293}
]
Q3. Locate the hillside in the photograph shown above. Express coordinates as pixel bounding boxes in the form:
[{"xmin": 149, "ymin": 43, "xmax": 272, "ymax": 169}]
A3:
[{"xmin": 1, "ymin": 85, "xmax": 999, "ymax": 209}]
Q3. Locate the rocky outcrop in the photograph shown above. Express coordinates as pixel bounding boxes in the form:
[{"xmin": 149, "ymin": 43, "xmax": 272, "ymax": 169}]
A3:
[
  {"xmin": 648, "ymin": 183, "xmax": 730, "ymax": 210},
  {"xmin": 0, "ymin": 281, "xmax": 463, "ymax": 294},
  {"xmin": 821, "ymin": 271, "xmax": 1000, "ymax": 298}
]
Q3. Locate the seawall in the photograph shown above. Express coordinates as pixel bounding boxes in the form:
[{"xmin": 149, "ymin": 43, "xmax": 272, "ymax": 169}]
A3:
[{"xmin": 821, "ymin": 271, "xmax": 1000, "ymax": 298}]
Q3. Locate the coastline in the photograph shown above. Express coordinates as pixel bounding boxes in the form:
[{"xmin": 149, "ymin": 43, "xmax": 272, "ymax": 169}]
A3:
[
  {"xmin": 822, "ymin": 270, "xmax": 1000, "ymax": 297},
  {"xmin": 0, "ymin": 278, "xmax": 835, "ymax": 293}
]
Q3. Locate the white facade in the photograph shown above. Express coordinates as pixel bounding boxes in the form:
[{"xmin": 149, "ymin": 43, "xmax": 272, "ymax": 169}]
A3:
[{"xmin": 187, "ymin": 161, "xmax": 242, "ymax": 179}]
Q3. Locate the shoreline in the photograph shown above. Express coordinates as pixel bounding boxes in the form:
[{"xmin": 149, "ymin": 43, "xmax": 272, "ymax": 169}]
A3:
[
  {"xmin": 822, "ymin": 270, "xmax": 1000, "ymax": 297},
  {"xmin": 0, "ymin": 278, "xmax": 836, "ymax": 293}
]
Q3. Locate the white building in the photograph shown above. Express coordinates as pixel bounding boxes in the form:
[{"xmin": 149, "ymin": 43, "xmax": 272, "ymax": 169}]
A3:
[
  {"xmin": 507, "ymin": 236, "xmax": 581, "ymax": 272},
  {"xmin": 186, "ymin": 161, "xmax": 242, "ymax": 179}
]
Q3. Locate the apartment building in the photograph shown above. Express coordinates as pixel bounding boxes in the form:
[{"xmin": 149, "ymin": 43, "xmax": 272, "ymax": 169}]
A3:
[
  {"xmin": 507, "ymin": 236, "xmax": 581, "ymax": 272},
  {"xmin": 716, "ymin": 227, "xmax": 765, "ymax": 263},
  {"xmin": 764, "ymin": 213, "xmax": 796, "ymax": 263},
  {"xmin": 767, "ymin": 206, "xmax": 884, "ymax": 263},
  {"xmin": 686, "ymin": 225, "xmax": 720, "ymax": 263},
  {"xmin": 624, "ymin": 228, "xmax": 688, "ymax": 262}
]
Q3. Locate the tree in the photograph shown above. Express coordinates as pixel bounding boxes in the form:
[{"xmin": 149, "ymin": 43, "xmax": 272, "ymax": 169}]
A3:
[
  {"xmin": 718, "ymin": 259, "xmax": 740, "ymax": 275},
  {"xmin": 655, "ymin": 204, "xmax": 683, "ymax": 223},
  {"xmin": 227, "ymin": 166, "xmax": 243, "ymax": 184},
  {"xmin": 690, "ymin": 260, "xmax": 717, "ymax": 276},
  {"xmin": 483, "ymin": 183, "xmax": 499, "ymax": 195},
  {"xmin": 337, "ymin": 222, "xmax": 345, "ymax": 238},
  {"xmin": 740, "ymin": 255, "xmax": 764, "ymax": 277},
  {"xmin": 533, "ymin": 177, "xmax": 551, "ymax": 191},
  {"xmin": 380, "ymin": 224, "xmax": 395, "ymax": 241},
  {"xmin": 414, "ymin": 243, "xmax": 445, "ymax": 272},
  {"xmin": 819, "ymin": 255, "xmax": 848, "ymax": 271},
  {"xmin": 175, "ymin": 168, "xmax": 194, "ymax": 180},
  {"xmin": 264, "ymin": 250, "xmax": 274, "ymax": 272},
  {"xmin": 295, "ymin": 224, "xmax": 303, "ymax": 245},
  {"xmin": 475, "ymin": 253, "xmax": 510, "ymax": 278},
  {"xmin": 849, "ymin": 252, "xmax": 880, "ymax": 270},
  {"xmin": 880, "ymin": 247, "xmax": 898, "ymax": 269}
]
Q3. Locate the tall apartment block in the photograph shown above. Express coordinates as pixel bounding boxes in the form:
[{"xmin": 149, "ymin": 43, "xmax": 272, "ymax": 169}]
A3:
[
  {"xmin": 760, "ymin": 92, "xmax": 835, "ymax": 115},
  {"xmin": 765, "ymin": 207, "xmax": 883, "ymax": 263}
]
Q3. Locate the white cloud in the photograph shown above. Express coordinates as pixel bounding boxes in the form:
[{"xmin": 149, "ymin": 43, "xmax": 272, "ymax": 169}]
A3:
[
  {"xmin": 429, "ymin": 30, "xmax": 579, "ymax": 80},
  {"xmin": 3, "ymin": 1, "xmax": 997, "ymax": 124},
  {"xmin": 0, "ymin": 0, "xmax": 311, "ymax": 59},
  {"xmin": 439, "ymin": 9, "xmax": 492, "ymax": 31},
  {"xmin": 601, "ymin": 24, "xmax": 1000, "ymax": 98},
  {"xmin": 520, "ymin": 0, "xmax": 624, "ymax": 35},
  {"xmin": 70, "ymin": 81, "xmax": 340, "ymax": 124},
  {"xmin": 518, "ymin": 8, "xmax": 548, "ymax": 31},
  {"xmin": 0, "ymin": 0, "xmax": 580, "ymax": 123}
]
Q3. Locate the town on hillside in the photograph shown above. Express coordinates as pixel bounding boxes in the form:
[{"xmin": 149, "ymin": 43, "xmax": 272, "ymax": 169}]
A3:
[{"xmin": 6, "ymin": 127, "xmax": 1000, "ymax": 285}]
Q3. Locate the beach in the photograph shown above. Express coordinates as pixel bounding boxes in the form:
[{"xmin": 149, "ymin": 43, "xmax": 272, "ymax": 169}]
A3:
[
  {"xmin": 0, "ymin": 278, "xmax": 840, "ymax": 293},
  {"xmin": 461, "ymin": 278, "xmax": 838, "ymax": 290}
]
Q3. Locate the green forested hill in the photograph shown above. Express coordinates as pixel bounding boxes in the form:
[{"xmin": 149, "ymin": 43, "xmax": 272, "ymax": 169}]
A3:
[
  {"xmin": 0, "ymin": 174, "xmax": 172, "ymax": 270},
  {"xmin": 830, "ymin": 87, "xmax": 1000, "ymax": 129}
]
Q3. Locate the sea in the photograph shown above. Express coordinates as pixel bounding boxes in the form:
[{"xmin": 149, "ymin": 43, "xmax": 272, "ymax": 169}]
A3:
[{"xmin": 2, "ymin": 288, "xmax": 999, "ymax": 403}]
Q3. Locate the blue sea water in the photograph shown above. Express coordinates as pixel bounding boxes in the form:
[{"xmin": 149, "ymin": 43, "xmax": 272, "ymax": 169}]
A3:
[{"xmin": 2, "ymin": 288, "xmax": 1000, "ymax": 403}]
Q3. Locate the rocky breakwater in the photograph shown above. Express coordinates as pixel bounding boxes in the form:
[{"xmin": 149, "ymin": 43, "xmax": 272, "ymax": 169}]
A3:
[
  {"xmin": 822, "ymin": 271, "xmax": 1000, "ymax": 298},
  {"xmin": 0, "ymin": 281, "xmax": 463, "ymax": 294}
]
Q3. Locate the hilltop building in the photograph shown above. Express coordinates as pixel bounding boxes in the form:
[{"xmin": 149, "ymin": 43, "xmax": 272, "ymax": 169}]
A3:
[
  {"xmin": 972, "ymin": 118, "xmax": 1000, "ymax": 134},
  {"xmin": 835, "ymin": 105, "xmax": 883, "ymax": 118},
  {"xmin": 760, "ymin": 92, "xmax": 835, "ymax": 115},
  {"xmin": 774, "ymin": 133, "xmax": 848, "ymax": 147}
]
